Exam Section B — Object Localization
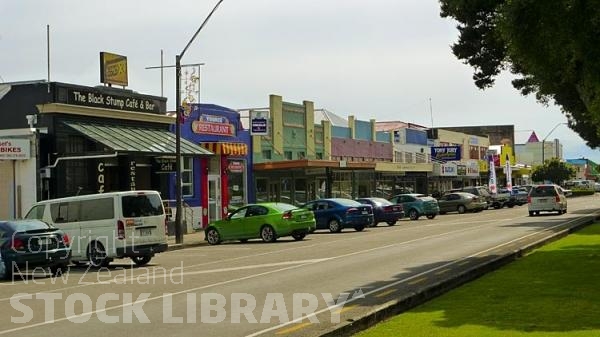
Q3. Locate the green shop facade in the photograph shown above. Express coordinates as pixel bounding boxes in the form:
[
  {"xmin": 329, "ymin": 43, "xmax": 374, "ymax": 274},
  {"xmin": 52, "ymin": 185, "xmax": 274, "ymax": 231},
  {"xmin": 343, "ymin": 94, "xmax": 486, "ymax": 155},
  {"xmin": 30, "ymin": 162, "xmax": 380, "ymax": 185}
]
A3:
[{"xmin": 251, "ymin": 95, "xmax": 432, "ymax": 205}]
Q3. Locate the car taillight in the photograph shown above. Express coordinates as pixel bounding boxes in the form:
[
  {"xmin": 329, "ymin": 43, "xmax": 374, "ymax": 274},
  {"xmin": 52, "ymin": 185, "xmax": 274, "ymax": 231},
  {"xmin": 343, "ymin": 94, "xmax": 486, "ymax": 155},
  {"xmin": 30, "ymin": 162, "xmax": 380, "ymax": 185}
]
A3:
[
  {"xmin": 527, "ymin": 196, "xmax": 531, "ymax": 204},
  {"xmin": 62, "ymin": 233, "xmax": 70, "ymax": 247},
  {"xmin": 164, "ymin": 218, "xmax": 169, "ymax": 235},
  {"xmin": 346, "ymin": 207, "xmax": 358, "ymax": 214},
  {"xmin": 11, "ymin": 238, "xmax": 25, "ymax": 251},
  {"xmin": 282, "ymin": 211, "xmax": 292, "ymax": 220},
  {"xmin": 555, "ymin": 195, "xmax": 560, "ymax": 202},
  {"xmin": 117, "ymin": 220, "xmax": 125, "ymax": 240}
]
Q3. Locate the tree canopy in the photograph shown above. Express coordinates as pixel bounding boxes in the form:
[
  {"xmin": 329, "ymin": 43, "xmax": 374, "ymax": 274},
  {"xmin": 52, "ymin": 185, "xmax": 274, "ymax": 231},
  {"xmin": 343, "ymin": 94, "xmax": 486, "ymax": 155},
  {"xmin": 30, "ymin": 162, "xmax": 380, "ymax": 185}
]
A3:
[
  {"xmin": 439, "ymin": 0, "xmax": 600, "ymax": 147},
  {"xmin": 530, "ymin": 158, "xmax": 576, "ymax": 184}
]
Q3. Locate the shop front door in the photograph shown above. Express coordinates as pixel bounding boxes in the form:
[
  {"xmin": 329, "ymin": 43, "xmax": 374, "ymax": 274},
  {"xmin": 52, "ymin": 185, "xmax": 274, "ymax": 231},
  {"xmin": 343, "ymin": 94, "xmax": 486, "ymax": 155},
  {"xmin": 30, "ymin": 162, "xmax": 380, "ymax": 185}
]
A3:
[{"xmin": 208, "ymin": 175, "xmax": 221, "ymax": 223}]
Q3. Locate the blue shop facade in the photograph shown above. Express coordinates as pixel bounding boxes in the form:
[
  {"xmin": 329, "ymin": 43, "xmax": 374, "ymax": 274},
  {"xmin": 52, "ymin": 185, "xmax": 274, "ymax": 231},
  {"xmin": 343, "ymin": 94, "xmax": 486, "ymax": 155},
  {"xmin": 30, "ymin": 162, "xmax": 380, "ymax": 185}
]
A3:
[{"xmin": 172, "ymin": 103, "xmax": 253, "ymax": 229}]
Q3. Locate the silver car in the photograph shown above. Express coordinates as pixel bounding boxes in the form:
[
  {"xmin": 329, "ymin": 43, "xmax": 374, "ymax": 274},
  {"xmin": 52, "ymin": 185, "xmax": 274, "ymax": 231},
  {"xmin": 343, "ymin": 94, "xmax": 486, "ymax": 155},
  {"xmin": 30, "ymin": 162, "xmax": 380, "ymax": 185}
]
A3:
[{"xmin": 527, "ymin": 184, "xmax": 567, "ymax": 216}]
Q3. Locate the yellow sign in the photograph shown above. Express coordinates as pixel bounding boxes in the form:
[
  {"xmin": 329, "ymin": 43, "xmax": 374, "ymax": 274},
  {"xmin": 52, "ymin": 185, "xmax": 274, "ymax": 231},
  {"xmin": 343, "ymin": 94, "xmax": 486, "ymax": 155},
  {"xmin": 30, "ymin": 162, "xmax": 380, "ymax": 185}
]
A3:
[{"xmin": 100, "ymin": 52, "xmax": 128, "ymax": 86}]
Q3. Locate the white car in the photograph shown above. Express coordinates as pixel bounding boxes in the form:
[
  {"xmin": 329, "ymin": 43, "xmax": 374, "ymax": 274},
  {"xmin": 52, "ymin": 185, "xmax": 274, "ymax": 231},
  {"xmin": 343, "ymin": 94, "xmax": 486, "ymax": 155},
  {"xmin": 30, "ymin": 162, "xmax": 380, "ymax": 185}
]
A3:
[{"xmin": 528, "ymin": 184, "xmax": 567, "ymax": 216}]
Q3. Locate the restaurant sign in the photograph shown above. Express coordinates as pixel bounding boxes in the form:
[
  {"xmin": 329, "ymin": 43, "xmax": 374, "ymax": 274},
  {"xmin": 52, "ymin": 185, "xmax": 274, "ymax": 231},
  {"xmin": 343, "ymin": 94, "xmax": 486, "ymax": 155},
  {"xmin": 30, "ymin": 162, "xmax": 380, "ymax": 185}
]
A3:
[
  {"xmin": 192, "ymin": 114, "xmax": 235, "ymax": 136},
  {"xmin": 431, "ymin": 146, "xmax": 461, "ymax": 161}
]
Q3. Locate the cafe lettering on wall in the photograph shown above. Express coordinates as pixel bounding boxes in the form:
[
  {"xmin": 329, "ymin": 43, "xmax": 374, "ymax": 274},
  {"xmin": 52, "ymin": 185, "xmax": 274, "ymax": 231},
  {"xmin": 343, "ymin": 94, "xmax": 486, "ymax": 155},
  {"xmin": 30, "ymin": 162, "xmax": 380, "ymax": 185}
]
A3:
[
  {"xmin": 129, "ymin": 160, "xmax": 136, "ymax": 191},
  {"xmin": 192, "ymin": 114, "xmax": 235, "ymax": 136},
  {"xmin": 152, "ymin": 157, "xmax": 176, "ymax": 173},
  {"xmin": 62, "ymin": 88, "xmax": 162, "ymax": 114},
  {"xmin": 97, "ymin": 161, "xmax": 105, "ymax": 193}
]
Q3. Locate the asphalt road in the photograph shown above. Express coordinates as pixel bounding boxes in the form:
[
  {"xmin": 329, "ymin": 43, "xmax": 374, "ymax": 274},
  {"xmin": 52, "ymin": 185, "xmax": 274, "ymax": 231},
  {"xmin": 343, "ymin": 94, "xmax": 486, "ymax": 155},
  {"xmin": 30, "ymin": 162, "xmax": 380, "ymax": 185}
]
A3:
[{"xmin": 2, "ymin": 194, "xmax": 599, "ymax": 337}]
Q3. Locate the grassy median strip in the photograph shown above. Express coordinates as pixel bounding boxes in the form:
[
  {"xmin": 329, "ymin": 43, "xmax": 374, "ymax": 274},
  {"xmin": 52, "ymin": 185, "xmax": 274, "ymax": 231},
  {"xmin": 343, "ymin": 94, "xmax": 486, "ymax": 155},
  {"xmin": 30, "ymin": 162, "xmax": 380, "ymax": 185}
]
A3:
[{"xmin": 356, "ymin": 223, "xmax": 600, "ymax": 337}]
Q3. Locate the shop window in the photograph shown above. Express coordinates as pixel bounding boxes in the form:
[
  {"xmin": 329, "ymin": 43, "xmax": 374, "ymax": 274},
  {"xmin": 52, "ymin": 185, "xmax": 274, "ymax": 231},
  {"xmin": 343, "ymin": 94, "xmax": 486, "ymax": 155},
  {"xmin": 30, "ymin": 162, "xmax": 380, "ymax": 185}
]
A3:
[
  {"xmin": 182, "ymin": 157, "xmax": 193, "ymax": 197},
  {"xmin": 228, "ymin": 159, "xmax": 246, "ymax": 208},
  {"xmin": 284, "ymin": 151, "xmax": 293, "ymax": 160},
  {"xmin": 262, "ymin": 149, "xmax": 272, "ymax": 160},
  {"xmin": 297, "ymin": 151, "xmax": 305, "ymax": 159},
  {"xmin": 256, "ymin": 179, "xmax": 268, "ymax": 202},
  {"xmin": 316, "ymin": 152, "xmax": 323, "ymax": 159}
]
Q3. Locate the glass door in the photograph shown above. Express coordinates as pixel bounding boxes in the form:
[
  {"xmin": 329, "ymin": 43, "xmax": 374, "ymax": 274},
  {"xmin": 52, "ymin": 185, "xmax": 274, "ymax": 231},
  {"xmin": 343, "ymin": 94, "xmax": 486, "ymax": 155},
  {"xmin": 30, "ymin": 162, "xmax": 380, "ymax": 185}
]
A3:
[{"xmin": 208, "ymin": 175, "xmax": 221, "ymax": 222}]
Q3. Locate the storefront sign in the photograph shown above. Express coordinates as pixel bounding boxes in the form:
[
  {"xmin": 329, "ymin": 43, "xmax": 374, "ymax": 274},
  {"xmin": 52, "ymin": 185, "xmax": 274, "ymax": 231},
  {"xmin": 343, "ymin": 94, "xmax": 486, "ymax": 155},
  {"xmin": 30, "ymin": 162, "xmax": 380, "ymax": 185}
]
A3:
[
  {"xmin": 100, "ymin": 52, "xmax": 128, "ymax": 87},
  {"xmin": 457, "ymin": 164, "xmax": 467, "ymax": 176},
  {"xmin": 431, "ymin": 146, "xmax": 461, "ymax": 161},
  {"xmin": 466, "ymin": 161, "xmax": 480, "ymax": 177},
  {"xmin": 250, "ymin": 110, "xmax": 269, "ymax": 136},
  {"xmin": 192, "ymin": 114, "xmax": 235, "ymax": 136},
  {"xmin": 228, "ymin": 160, "xmax": 244, "ymax": 173},
  {"xmin": 64, "ymin": 88, "xmax": 161, "ymax": 113},
  {"xmin": 129, "ymin": 160, "xmax": 136, "ymax": 191},
  {"xmin": 440, "ymin": 163, "xmax": 457, "ymax": 176},
  {"xmin": 97, "ymin": 162, "xmax": 105, "ymax": 194},
  {"xmin": 152, "ymin": 157, "xmax": 176, "ymax": 173},
  {"xmin": 0, "ymin": 139, "xmax": 30, "ymax": 160}
]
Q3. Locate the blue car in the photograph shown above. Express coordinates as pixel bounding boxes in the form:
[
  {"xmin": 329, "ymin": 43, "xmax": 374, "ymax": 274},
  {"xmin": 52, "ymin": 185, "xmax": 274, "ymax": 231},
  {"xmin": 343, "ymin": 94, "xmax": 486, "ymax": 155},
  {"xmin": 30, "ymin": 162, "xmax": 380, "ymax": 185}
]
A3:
[
  {"xmin": 355, "ymin": 197, "xmax": 404, "ymax": 226},
  {"xmin": 0, "ymin": 219, "xmax": 71, "ymax": 280},
  {"xmin": 301, "ymin": 198, "xmax": 373, "ymax": 232}
]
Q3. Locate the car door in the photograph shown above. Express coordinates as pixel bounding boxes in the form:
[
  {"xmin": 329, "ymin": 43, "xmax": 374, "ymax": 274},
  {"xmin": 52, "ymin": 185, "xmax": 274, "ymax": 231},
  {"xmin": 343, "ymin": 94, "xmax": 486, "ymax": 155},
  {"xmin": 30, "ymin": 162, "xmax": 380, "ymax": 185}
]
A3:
[
  {"xmin": 221, "ymin": 206, "xmax": 248, "ymax": 240},
  {"xmin": 243, "ymin": 205, "xmax": 269, "ymax": 237},
  {"xmin": 438, "ymin": 194, "xmax": 452, "ymax": 212},
  {"xmin": 313, "ymin": 201, "xmax": 332, "ymax": 229}
]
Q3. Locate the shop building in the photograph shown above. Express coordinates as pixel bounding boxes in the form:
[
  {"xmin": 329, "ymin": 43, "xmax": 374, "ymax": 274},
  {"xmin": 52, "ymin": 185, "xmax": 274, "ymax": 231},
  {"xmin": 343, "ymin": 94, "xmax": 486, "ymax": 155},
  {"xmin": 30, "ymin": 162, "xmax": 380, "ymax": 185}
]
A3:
[
  {"xmin": 0, "ymin": 80, "xmax": 212, "ymax": 225},
  {"xmin": 249, "ymin": 94, "xmax": 396, "ymax": 204},
  {"xmin": 178, "ymin": 103, "xmax": 252, "ymax": 227}
]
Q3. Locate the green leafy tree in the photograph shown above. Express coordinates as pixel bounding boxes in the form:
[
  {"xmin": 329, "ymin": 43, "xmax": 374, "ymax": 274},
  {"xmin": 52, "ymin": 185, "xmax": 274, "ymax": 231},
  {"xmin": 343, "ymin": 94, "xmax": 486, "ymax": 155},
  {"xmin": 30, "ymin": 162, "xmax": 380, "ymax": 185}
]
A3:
[
  {"xmin": 439, "ymin": 0, "xmax": 600, "ymax": 147},
  {"xmin": 530, "ymin": 158, "xmax": 576, "ymax": 184}
]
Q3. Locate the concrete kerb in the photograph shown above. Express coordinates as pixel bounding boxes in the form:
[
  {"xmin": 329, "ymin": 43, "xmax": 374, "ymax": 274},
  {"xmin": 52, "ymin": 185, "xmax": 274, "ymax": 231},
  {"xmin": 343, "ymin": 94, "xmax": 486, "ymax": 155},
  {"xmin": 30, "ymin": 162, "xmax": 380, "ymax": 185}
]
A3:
[
  {"xmin": 320, "ymin": 214, "xmax": 600, "ymax": 337},
  {"xmin": 167, "ymin": 231, "xmax": 207, "ymax": 251}
]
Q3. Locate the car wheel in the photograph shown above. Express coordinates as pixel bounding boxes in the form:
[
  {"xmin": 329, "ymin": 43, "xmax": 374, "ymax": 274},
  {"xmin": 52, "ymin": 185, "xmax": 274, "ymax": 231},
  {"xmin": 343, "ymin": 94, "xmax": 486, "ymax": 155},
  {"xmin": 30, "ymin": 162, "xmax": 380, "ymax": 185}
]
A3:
[
  {"xmin": 260, "ymin": 225, "xmax": 277, "ymax": 243},
  {"xmin": 206, "ymin": 228, "xmax": 222, "ymax": 245},
  {"xmin": 292, "ymin": 233, "xmax": 306, "ymax": 241},
  {"xmin": 355, "ymin": 225, "xmax": 365, "ymax": 232},
  {"xmin": 386, "ymin": 221, "xmax": 396, "ymax": 226},
  {"xmin": 529, "ymin": 211, "xmax": 534, "ymax": 216},
  {"xmin": 409, "ymin": 209, "xmax": 419, "ymax": 220},
  {"xmin": 131, "ymin": 256, "xmax": 152, "ymax": 266},
  {"xmin": 50, "ymin": 263, "xmax": 69, "ymax": 276},
  {"xmin": 457, "ymin": 205, "xmax": 466, "ymax": 214},
  {"xmin": 328, "ymin": 219, "xmax": 342, "ymax": 233},
  {"xmin": 426, "ymin": 214, "xmax": 436, "ymax": 219},
  {"xmin": 88, "ymin": 241, "xmax": 109, "ymax": 268}
]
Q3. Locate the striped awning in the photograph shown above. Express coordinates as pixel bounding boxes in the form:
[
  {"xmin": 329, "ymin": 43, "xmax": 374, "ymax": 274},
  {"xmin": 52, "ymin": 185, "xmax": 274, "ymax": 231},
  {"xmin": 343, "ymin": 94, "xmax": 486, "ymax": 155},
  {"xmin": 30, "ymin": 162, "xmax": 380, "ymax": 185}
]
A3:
[{"xmin": 201, "ymin": 142, "xmax": 248, "ymax": 156}]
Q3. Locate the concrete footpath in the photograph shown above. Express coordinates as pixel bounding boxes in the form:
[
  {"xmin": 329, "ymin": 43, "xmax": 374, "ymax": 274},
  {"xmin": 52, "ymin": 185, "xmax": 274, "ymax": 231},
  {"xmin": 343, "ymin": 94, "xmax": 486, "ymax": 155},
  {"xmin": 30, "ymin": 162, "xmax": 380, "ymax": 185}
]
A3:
[{"xmin": 166, "ymin": 230, "xmax": 207, "ymax": 251}]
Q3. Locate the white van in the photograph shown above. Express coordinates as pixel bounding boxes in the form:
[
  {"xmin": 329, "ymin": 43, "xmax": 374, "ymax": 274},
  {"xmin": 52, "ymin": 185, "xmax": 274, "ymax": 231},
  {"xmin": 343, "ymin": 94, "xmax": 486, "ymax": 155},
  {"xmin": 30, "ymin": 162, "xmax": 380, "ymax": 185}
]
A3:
[{"xmin": 24, "ymin": 190, "xmax": 168, "ymax": 267}]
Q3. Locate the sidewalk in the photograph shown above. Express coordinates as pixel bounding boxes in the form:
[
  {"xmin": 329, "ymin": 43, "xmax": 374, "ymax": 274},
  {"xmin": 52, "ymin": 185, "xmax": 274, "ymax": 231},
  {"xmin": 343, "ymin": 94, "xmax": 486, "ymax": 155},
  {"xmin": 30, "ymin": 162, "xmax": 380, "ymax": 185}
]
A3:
[{"xmin": 166, "ymin": 230, "xmax": 207, "ymax": 251}]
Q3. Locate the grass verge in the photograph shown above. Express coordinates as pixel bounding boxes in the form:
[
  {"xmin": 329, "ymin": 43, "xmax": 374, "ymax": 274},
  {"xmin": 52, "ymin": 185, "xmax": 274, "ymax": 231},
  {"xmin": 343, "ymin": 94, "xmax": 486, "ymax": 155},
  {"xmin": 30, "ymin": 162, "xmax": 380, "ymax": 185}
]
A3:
[{"xmin": 356, "ymin": 223, "xmax": 600, "ymax": 337}]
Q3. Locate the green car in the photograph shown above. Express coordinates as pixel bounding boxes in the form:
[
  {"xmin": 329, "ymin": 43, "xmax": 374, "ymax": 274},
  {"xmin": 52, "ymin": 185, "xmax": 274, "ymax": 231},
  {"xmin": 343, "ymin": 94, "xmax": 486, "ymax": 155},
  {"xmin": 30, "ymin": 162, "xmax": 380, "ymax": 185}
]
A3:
[{"xmin": 204, "ymin": 203, "xmax": 316, "ymax": 245}]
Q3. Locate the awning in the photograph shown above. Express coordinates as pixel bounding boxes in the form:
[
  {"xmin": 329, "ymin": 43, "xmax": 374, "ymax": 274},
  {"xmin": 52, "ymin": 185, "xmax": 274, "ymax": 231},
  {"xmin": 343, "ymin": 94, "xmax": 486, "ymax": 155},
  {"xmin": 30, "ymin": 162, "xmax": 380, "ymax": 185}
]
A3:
[
  {"xmin": 64, "ymin": 121, "xmax": 213, "ymax": 156},
  {"xmin": 201, "ymin": 142, "xmax": 248, "ymax": 156}
]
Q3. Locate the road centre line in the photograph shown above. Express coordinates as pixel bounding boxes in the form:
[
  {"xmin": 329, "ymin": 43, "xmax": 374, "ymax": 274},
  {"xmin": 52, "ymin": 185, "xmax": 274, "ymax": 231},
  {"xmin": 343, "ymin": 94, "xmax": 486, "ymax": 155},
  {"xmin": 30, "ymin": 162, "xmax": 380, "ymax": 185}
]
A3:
[
  {"xmin": 407, "ymin": 277, "xmax": 427, "ymax": 285},
  {"xmin": 375, "ymin": 289, "xmax": 397, "ymax": 298},
  {"xmin": 243, "ymin": 216, "xmax": 592, "ymax": 337},
  {"xmin": 435, "ymin": 268, "xmax": 451, "ymax": 275}
]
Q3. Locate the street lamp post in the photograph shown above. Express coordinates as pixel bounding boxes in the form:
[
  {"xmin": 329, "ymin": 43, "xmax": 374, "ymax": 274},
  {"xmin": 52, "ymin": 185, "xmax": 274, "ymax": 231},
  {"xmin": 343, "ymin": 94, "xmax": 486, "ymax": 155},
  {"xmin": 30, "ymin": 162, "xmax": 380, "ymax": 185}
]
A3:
[
  {"xmin": 541, "ymin": 122, "xmax": 567, "ymax": 165},
  {"xmin": 174, "ymin": 0, "xmax": 225, "ymax": 244}
]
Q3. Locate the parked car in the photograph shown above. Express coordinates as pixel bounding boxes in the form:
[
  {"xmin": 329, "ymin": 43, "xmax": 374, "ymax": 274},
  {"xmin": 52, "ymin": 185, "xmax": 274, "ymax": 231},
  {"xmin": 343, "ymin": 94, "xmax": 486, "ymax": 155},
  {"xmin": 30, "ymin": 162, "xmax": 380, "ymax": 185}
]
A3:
[
  {"xmin": 558, "ymin": 186, "xmax": 573, "ymax": 197},
  {"xmin": 459, "ymin": 186, "xmax": 509, "ymax": 209},
  {"xmin": 300, "ymin": 198, "xmax": 373, "ymax": 233},
  {"xmin": 0, "ymin": 219, "xmax": 71, "ymax": 280},
  {"xmin": 528, "ymin": 184, "xmax": 568, "ymax": 216},
  {"xmin": 437, "ymin": 192, "xmax": 487, "ymax": 214},
  {"xmin": 355, "ymin": 197, "xmax": 404, "ymax": 226},
  {"xmin": 388, "ymin": 194, "xmax": 439, "ymax": 220},
  {"xmin": 498, "ymin": 187, "xmax": 528, "ymax": 207},
  {"xmin": 204, "ymin": 203, "xmax": 315, "ymax": 245}
]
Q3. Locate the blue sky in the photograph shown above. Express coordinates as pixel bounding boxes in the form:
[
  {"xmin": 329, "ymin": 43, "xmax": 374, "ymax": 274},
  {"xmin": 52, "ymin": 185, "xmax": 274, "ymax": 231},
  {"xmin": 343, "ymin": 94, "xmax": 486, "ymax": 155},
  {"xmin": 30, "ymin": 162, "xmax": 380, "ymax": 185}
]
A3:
[{"xmin": 0, "ymin": 0, "xmax": 595, "ymax": 162}]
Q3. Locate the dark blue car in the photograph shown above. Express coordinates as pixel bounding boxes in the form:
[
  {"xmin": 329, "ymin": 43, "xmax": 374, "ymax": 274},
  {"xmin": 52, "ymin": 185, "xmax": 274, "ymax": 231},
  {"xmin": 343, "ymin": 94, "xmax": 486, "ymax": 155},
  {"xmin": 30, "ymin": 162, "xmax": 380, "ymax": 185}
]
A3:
[
  {"xmin": 0, "ymin": 220, "xmax": 71, "ymax": 280},
  {"xmin": 301, "ymin": 198, "xmax": 373, "ymax": 232},
  {"xmin": 355, "ymin": 197, "xmax": 404, "ymax": 226}
]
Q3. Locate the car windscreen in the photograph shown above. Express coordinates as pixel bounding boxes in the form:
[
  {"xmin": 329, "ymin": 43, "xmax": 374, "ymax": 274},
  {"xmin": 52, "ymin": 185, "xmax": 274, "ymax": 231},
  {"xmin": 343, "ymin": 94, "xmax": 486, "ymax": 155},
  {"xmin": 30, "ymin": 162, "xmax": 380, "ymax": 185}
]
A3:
[
  {"xmin": 270, "ymin": 203, "xmax": 297, "ymax": 212},
  {"xmin": 368, "ymin": 198, "xmax": 392, "ymax": 206},
  {"xmin": 2, "ymin": 220, "xmax": 54, "ymax": 232},
  {"xmin": 122, "ymin": 193, "xmax": 164, "ymax": 217},
  {"xmin": 530, "ymin": 186, "xmax": 557, "ymax": 197},
  {"xmin": 334, "ymin": 199, "xmax": 362, "ymax": 207}
]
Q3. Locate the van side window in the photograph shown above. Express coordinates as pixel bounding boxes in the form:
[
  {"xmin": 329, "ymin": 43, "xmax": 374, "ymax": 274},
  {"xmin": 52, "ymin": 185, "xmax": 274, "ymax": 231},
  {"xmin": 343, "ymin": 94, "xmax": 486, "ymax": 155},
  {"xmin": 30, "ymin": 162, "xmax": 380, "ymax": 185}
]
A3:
[
  {"xmin": 121, "ymin": 194, "xmax": 164, "ymax": 217},
  {"xmin": 80, "ymin": 198, "xmax": 114, "ymax": 221},
  {"xmin": 51, "ymin": 202, "xmax": 79, "ymax": 223},
  {"xmin": 24, "ymin": 205, "xmax": 45, "ymax": 220}
]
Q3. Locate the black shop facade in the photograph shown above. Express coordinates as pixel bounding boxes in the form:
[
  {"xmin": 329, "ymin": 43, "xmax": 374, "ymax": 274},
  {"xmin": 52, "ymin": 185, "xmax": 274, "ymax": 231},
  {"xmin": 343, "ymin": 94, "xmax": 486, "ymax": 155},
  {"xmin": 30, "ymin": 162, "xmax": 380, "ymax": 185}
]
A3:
[{"xmin": 0, "ymin": 81, "xmax": 211, "ymax": 201}]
